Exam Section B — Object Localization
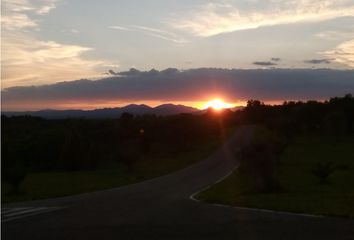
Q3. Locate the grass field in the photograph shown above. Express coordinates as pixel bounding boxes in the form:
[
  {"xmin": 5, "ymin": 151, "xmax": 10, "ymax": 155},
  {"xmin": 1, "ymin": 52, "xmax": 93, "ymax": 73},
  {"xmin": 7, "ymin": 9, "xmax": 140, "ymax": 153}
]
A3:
[
  {"xmin": 198, "ymin": 133, "xmax": 354, "ymax": 218},
  {"xmin": 2, "ymin": 136, "xmax": 225, "ymax": 203}
]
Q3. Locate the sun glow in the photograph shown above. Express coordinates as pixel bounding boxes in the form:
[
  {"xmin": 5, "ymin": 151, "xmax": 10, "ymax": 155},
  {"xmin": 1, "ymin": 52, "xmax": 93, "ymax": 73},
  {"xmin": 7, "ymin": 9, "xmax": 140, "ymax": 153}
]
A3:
[{"xmin": 203, "ymin": 99, "xmax": 233, "ymax": 110}]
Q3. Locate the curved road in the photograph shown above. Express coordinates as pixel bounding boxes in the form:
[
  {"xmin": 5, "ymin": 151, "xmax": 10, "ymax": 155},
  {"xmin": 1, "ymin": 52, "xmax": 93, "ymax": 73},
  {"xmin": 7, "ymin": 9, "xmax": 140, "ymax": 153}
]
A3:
[{"xmin": 2, "ymin": 127, "xmax": 354, "ymax": 239}]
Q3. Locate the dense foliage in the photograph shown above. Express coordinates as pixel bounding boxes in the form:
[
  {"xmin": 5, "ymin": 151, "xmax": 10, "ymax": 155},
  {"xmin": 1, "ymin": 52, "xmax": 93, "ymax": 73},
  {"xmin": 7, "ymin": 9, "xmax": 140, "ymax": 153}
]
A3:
[
  {"xmin": 237, "ymin": 94, "xmax": 354, "ymax": 137},
  {"xmin": 2, "ymin": 94, "xmax": 354, "ymax": 190},
  {"xmin": 1, "ymin": 110, "xmax": 235, "ymax": 188},
  {"xmin": 235, "ymin": 94, "xmax": 354, "ymax": 190}
]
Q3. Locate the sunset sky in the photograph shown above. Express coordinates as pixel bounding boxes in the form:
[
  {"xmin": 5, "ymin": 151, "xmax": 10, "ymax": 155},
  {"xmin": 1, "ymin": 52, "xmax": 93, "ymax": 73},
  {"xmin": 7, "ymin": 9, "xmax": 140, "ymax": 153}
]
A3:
[{"xmin": 2, "ymin": 0, "xmax": 354, "ymax": 110}]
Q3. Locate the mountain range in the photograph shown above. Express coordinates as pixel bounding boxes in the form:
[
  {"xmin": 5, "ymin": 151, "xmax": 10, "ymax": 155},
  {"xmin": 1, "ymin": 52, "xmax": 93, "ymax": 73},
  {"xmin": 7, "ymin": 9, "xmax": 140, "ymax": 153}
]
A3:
[{"xmin": 2, "ymin": 104, "xmax": 201, "ymax": 119}]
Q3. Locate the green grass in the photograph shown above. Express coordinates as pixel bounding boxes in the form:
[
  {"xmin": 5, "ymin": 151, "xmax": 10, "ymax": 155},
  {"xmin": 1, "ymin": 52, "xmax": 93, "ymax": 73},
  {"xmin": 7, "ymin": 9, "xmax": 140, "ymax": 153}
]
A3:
[
  {"xmin": 2, "ymin": 135, "xmax": 228, "ymax": 203},
  {"xmin": 198, "ymin": 133, "xmax": 354, "ymax": 218}
]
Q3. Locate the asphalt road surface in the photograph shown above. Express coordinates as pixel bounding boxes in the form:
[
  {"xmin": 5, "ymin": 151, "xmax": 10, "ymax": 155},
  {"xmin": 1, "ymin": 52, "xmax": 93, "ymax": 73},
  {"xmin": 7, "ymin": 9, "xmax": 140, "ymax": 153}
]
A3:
[{"xmin": 2, "ymin": 126, "xmax": 354, "ymax": 239}]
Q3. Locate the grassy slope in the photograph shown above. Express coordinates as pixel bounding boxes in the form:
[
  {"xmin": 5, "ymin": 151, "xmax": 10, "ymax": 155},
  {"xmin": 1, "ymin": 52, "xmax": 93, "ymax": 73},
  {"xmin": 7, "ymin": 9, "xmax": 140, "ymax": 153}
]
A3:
[
  {"xmin": 198, "ymin": 134, "xmax": 354, "ymax": 218},
  {"xmin": 2, "ymin": 136, "xmax": 225, "ymax": 203}
]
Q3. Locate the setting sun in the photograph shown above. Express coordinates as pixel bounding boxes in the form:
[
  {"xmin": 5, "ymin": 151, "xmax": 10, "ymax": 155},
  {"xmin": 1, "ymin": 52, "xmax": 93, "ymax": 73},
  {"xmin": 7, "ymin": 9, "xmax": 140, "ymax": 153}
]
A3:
[{"xmin": 203, "ymin": 99, "xmax": 233, "ymax": 110}]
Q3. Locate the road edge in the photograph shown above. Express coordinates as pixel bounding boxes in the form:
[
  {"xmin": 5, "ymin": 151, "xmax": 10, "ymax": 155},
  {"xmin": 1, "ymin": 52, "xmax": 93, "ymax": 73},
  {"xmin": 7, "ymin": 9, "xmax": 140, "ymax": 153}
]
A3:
[{"xmin": 188, "ymin": 166, "xmax": 326, "ymax": 219}]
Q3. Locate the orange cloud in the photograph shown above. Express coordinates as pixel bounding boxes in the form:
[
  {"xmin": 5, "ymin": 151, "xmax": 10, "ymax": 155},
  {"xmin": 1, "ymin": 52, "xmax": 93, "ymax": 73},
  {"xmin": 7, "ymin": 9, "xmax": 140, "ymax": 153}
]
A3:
[
  {"xmin": 323, "ymin": 39, "xmax": 354, "ymax": 68},
  {"xmin": 1, "ymin": 0, "xmax": 106, "ymax": 88}
]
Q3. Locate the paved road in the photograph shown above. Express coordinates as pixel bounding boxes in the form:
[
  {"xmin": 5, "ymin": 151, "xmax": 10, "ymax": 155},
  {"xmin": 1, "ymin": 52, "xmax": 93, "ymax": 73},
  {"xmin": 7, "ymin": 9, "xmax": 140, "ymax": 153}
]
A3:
[{"xmin": 2, "ymin": 126, "xmax": 354, "ymax": 239}]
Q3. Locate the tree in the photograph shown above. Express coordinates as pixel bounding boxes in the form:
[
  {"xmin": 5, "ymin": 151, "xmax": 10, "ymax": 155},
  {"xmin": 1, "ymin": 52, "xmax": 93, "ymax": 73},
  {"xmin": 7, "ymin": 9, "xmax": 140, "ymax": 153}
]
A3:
[{"xmin": 237, "ymin": 127, "xmax": 282, "ymax": 193}]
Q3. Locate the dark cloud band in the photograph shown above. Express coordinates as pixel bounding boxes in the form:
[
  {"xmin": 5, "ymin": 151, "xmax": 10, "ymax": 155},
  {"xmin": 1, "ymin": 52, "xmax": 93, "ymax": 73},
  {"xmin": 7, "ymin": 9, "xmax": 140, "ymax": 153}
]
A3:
[
  {"xmin": 304, "ymin": 59, "xmax": 334, "ymax": 64},
  {"xmin": 2, "ymin": 68, "xmax": 354, "ymax": 107},
  {"xmin": 253, "ymin": 61, "xmax": 277, "ymax": 66}
]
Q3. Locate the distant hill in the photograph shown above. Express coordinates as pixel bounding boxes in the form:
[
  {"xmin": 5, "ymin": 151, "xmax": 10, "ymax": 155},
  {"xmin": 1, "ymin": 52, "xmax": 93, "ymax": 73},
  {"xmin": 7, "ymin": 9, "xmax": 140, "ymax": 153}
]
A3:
[{"xmin": 2, "ymin": 104, "xmax": 200, "ymax": 119}]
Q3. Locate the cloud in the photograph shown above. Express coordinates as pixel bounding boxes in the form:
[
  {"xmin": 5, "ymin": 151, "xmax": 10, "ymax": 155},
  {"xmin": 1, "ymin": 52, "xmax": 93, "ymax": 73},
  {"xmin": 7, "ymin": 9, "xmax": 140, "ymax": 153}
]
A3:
[
  {"xmin": 253, "ymin": 61, "xmax": 277, "ymax": 66},
  {"xmin": 1, "ymin": 1, "xmax": 38, "ymax": 31},
  {"xmin": 108, "ymin": 25, "xmax": 131, "ymax": 31},
  {"xmin": 1, "ymin": 0, "xmax": 59, "ymax": 30},
  {"xmin": 36, "ymin": 0, "xmax": 57, "ymax": 15},
  {"xmin": 60, "ymin": 29, "xmax": 80, "ymax": 34},
  {"xmin": 323, "ymin": 39, "xmax": 354, "ymax": 68},
  {"xmin": 304, "ymin": 58, "xmax": 333, "ymax": 64},
  {"xmin": 3, "ymin": 68, "xmax": 354, "ymax": 110},
  {"xmin": 133, "ymin": 25, "xmax": 175, "ymax": 36},
  {"xmin": 315, "ymin": 29, "xmax": 354, "ymax": 40},
  {"xmin": 170, "ymin": 1, "xmax": 354, "ymax": 36},
  {"xmin": 1, "ymin": 0, "xmax": 105, "ymax": 88},
  {"xmin": 117, "ymin": 68, "xmax": 142, "ymax": 76},
  {"xmin": 109, "ymin": 24, "xmax": 187, "ymax": 44},
  {"xmin": 2, "ymin": 35, "xmax": 104, "ymax": 88},
  {"xmin": 108, "ymin": 70, "xmax": 119, "ymax": 75},
  {"xmin": 253, "ymin": 57, "xmax": 281, "ymax": 66}
]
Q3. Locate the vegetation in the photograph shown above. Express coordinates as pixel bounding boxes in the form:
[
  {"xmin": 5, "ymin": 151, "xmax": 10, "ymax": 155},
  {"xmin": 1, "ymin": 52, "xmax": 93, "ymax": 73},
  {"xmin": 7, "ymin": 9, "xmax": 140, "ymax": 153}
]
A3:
[
  {"xmin": 197, "ymin": 94, "xmax": 354, "ymax": 217},
  {"xmin": 2, "ymin": 139, "xmax": 220, "ymax": 202},
  {"xmin": 235, "ymin": 127, "xmax": 284, "ymax": 193},
  {"xmin": 2, "ymin": 94, "xmax": 354, "ymax": 211},
  {"xmin": 198, "ymin": 134, "xmax": 354, "ymax": 217},
  {"xmin": 2, "ymin": 110, "xmax": 236, "ymax": 202},
  {"xmin": 311, "ymin": 160, "xmax": 336, "ymax": 184}
]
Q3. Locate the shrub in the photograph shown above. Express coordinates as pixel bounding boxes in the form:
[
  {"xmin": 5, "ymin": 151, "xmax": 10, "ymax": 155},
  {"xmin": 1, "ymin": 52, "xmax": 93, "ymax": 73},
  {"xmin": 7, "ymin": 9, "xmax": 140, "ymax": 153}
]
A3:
[
  {"xmin": 3, "ymin": 161, "xmax": 27, "ymax": 193},
  {"xmin": 312, "ymin": 161, "xmax": 336, "ymax": 184}
]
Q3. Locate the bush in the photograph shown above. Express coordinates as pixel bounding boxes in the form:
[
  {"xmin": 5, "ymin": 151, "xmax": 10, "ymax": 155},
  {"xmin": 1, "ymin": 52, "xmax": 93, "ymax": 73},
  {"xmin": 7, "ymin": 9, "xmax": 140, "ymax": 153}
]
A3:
[
  {"xmin": 3, "ymin": 161, "xmax": 27, "ymax": 193},
  {"xmin": 312, "ymin": 161, "xmax": 336, "ymax": 184}
]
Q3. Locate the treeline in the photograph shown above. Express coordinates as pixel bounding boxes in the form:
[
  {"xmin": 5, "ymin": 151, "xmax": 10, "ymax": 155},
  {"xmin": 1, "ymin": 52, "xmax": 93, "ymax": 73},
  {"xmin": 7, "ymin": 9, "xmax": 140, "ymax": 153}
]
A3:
[
  {"xmin": 237, "ymin": 94, "xmax": 354, "ymax": 137},
  {"xmin": 234, "ymin": 94, "xmax": 354, "ymax": 192},
  {"xmin": 2, "ymin": 111, "xmax": 235, "ymax": 189},
  {"xmin": 2, "ymin": 94, "xmax": 354, "ymax": 191}
]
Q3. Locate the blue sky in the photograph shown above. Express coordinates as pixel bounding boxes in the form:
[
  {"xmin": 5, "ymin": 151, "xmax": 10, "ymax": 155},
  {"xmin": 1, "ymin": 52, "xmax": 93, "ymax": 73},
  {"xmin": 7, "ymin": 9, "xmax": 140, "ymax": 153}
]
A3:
[{"xmin": 2, "ymin": 0, "xmax": 354, "ymax": 110}]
